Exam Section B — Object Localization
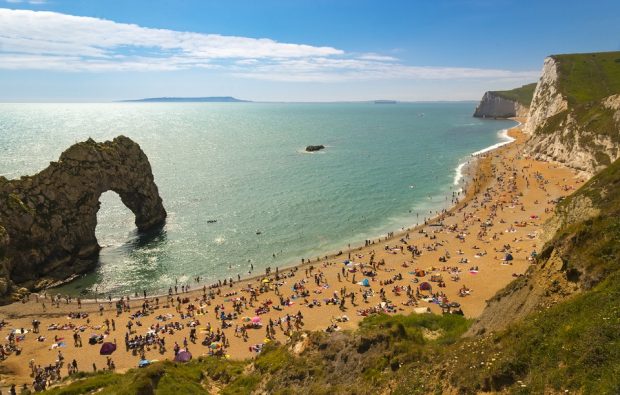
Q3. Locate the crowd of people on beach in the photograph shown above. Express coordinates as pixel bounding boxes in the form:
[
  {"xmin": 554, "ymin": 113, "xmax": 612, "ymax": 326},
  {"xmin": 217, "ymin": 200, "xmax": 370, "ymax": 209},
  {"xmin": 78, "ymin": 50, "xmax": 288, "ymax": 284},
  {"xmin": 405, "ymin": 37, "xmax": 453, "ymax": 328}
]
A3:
[{"xmin": 0, "ymin": 143, "xmax": 580, "ymax": 393}]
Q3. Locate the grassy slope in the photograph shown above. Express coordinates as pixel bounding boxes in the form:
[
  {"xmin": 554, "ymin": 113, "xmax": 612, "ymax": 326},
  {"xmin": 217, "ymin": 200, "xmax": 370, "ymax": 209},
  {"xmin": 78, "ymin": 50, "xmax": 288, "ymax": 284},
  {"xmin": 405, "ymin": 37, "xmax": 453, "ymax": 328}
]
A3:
[
  {"xmin": 491, "ymin": 83, "xmax": 537, "ymax": 107},
  {"xmin": 552, "ymin": 51, "xmax": 620, "ymax": 104},
  {"xmin": 43, "ymin": 314, "xmax": 471, "ymax": 395},
  {"xmin": 434, "ymin": 160, "xmax": 620, "ymax": 394}
]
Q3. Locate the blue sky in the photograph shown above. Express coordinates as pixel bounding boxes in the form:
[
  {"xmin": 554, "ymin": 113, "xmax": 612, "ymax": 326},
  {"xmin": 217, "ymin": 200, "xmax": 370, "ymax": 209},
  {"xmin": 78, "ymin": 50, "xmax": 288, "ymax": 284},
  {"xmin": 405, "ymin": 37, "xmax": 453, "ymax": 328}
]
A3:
[{"xmin": 1, "ymin": 0, "xmax": 619, "ymax": 102}]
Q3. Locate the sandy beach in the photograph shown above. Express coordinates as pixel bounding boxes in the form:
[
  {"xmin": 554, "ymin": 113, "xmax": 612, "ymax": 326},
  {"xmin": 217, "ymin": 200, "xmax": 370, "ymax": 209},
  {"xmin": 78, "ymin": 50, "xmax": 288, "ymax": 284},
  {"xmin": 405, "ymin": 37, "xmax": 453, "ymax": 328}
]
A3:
[{"xmin": 0, "ymin": 120, "xmax": 583, "ymax": 391}]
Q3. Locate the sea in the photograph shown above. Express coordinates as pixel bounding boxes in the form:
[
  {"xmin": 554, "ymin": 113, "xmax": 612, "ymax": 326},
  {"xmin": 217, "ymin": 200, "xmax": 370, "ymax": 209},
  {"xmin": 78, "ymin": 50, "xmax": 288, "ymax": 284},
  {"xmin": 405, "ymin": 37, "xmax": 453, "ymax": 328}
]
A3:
[{"xmin": 0, "ymin": 102, "xmax": 515, "ymax": 297}]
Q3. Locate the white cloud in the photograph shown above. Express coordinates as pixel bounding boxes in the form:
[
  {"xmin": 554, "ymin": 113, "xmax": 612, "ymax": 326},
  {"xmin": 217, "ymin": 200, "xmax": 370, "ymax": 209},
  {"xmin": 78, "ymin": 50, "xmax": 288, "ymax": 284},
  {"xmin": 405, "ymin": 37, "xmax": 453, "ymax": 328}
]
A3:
[
  {"xmin": 231, "ymin": 57, "xmax": 540, "ymax": 82},
  {"xmin": 358, "ymin": 53, "xmax": 399, "ymax": 62},
  {"xmin": 0, "ymin": 9, "xmax": 341, "ymax": 65},
  {"xmin": 4, "ymin": 0, "xmax": 47, "ymax": 4},
  {"xmin": 0, "ymin": 8, "xmax": 539, "ymax": 83}
]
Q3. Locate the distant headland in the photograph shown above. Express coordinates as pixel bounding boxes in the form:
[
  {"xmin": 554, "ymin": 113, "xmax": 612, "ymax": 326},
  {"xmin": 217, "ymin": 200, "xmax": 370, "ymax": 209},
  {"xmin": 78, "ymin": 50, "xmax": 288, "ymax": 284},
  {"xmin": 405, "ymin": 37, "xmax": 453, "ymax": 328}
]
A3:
[{"xmin": 120, "ymin": 96, "xmax": 250, "ymax": 103}]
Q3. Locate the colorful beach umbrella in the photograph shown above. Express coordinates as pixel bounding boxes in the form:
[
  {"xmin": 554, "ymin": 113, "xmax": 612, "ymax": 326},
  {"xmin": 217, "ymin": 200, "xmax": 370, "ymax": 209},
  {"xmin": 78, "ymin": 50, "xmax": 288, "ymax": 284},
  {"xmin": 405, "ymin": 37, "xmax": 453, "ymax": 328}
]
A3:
[
  {"xmin": 99, "ymin": 342, "xmax": 116, "ymax": 355},
  {"xmin": 357, "ymin": 278, "xmax": 370, "ymax": 287},
  {"xmin": 251, "ymin": 316, "xmax": 261, "ymax": 323}
]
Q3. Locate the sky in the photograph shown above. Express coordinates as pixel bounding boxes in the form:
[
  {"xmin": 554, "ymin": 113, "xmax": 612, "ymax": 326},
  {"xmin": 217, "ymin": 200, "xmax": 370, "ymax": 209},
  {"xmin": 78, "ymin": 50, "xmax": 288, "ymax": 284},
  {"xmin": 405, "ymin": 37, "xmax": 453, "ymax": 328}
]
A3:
[{"xmin": 0, "ymin": 0, "xmax": 619, "ymax": 102}]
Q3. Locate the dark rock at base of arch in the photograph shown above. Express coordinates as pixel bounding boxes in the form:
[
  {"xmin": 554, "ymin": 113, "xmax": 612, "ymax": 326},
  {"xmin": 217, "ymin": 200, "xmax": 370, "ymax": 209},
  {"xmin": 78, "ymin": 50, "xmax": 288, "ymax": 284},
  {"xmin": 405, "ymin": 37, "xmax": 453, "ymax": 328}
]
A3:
[{"xmin": 0, "ymin": 136, "xmax": 166, "ymax": 301}]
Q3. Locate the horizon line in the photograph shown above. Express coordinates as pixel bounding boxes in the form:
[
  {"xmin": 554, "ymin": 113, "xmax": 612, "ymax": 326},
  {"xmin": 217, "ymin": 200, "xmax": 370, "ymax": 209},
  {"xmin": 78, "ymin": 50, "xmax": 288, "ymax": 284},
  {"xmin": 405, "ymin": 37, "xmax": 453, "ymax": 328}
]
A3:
[{"xmin": 0, "ymin": 99, "xmax": 481, "ymax": 104}]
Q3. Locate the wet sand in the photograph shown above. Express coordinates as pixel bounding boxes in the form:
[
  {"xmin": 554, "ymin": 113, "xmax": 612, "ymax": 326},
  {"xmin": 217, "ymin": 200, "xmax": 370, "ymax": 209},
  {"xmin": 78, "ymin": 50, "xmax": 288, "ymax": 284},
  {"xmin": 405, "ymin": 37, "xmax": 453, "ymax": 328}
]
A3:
[{"xmin": 0, "ymin": 120, "xmax": 584, "ymax": 390}]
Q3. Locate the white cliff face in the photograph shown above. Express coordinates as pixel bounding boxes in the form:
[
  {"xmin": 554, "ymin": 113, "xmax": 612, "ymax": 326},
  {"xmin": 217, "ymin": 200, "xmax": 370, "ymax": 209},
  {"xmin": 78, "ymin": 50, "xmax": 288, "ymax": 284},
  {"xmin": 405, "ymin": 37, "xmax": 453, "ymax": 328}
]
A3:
[
  {"xmin": 524, "ymin": 58, "xmax": 620, "ymax": 176},
  {"xmin": 603, "ymin": 94, "xmax": 620, "ymax": 122},
  {"xmin": 515, "ymin": 103, "xmax": 530, "ymax": 118},
  {"xmin": 524, "ymin": 57, "xmax": 568, "ymax": 135},
  {"xmin": 473, "ymin": 92, "xmax": 528, "ymax": 118}
]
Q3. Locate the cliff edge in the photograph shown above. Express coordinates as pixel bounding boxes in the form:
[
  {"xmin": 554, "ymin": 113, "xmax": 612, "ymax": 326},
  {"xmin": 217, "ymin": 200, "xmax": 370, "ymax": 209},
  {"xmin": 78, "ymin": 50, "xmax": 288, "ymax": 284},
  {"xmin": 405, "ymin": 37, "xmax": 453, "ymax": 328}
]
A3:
[
  {"xmin": 473, "ymin": 83, "xmax": 535, "ymax": 118},
  {"xmin": 0, "ymin": 136, "xmax": 166, "ymax": 301},
  {"xmin": 524, "ymin": 52, "xmax": 620, "ymax": 175}
]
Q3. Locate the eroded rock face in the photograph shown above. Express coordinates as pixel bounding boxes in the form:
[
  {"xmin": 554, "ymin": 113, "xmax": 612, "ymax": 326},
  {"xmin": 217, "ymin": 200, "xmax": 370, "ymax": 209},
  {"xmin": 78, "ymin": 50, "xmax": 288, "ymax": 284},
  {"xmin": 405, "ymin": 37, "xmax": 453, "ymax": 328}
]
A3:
[
  {"xmin": 0, "ymin": 136, "xmax": 166, "ymax": 299},
  {"xmin": 473, "ymin": 92, "xmax": 529, "ymax": 118},
  {"xmin": 523, "ymin": 57, "xmax": 568, "ymax": 135},
  {"xmin": 524, "ymin": 57, "xmax": 620, "ymax": 176}
]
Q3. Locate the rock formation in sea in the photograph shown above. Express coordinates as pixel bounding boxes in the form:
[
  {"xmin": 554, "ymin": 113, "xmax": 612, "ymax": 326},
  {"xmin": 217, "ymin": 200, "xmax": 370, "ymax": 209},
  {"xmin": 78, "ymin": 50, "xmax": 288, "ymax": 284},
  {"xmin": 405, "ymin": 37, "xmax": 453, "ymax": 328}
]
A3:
[
  {"xmin": 523, "ymin": 52, "xmax": 620, "ymax": 175},
  {"xmin": 0, "ymin": 136, "xmax": 166, "ymax": 301},
  {"xmin": 473, "ymin": 83, "xmax": 535, "ymax": 118},
  {"xmin": 305, "ymin": 145, "xmax": 325, "ymax": 152}
]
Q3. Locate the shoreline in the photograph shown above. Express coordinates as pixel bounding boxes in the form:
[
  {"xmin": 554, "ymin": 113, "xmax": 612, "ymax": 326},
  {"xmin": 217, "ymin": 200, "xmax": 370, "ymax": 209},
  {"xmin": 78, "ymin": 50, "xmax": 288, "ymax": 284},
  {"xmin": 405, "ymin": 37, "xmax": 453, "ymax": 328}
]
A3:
[
  {"xmin": 47, "ymin": 121, "xmax": 515, "ymax": 303},
  {"xmin": 0, "ymin": 118, "xmax": 585, "ymax": 389}
]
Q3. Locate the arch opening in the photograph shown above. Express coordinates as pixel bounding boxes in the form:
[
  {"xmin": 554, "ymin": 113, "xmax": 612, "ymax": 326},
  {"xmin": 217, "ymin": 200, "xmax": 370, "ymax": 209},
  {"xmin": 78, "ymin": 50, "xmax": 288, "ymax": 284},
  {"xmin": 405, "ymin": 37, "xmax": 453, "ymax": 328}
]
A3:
[{"xmin": 96, "ymin": 190, "xmax": 137, "ymax": 250}]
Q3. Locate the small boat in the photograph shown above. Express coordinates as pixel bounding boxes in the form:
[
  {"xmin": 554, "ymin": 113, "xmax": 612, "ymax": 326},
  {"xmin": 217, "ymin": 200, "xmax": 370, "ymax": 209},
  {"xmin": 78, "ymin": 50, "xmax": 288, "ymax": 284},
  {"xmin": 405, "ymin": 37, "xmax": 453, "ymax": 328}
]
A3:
[
  {"xmin": 207, "ymin": 220, "xmax": 217, "ymax": 224},
  {"xmin": 256, "ymin": 231, "xmax": 262, "ymax": 235}
]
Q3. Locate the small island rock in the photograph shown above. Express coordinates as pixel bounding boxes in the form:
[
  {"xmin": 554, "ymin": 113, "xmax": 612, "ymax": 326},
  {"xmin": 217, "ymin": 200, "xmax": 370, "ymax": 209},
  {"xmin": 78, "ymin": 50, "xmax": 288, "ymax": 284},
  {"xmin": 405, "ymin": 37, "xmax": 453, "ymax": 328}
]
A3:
[{"xmin": 305, "ymin": 145, "xmax": 325, "ymax": 152}]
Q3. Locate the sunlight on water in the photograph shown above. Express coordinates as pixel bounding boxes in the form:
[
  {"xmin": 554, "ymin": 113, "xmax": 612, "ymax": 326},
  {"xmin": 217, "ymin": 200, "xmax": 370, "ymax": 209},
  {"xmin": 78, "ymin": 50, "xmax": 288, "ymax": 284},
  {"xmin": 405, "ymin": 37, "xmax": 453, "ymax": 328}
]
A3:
[{"xmin": 0, "ymin": 102, "xmax": 515, "ymax": 297}]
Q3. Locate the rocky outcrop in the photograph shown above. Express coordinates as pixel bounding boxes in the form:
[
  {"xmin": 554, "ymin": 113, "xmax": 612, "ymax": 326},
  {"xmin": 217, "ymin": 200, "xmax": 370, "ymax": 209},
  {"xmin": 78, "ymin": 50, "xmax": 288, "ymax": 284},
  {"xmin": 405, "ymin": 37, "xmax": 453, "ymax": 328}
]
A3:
[
  {"xmin": 305, "ymin": 145, "xmax": 325, "ymax": 152},
  {"xmin": 473, "ymin": 91, "xmax": 529, "ymax": 118},
  {"xmin": 0, "ymin": 136, "xmax": 166, "ymax": 300},
  {"xmin": 0, "ymin": 225, "xmax": 10, "ymax": 296},
  {"xmin": 524, "ymin": 54, "xmax": 620, "ymax": 175},
  {"xmin": 523, "ymin": 57, "xmax": 568, "ymax": 134}
]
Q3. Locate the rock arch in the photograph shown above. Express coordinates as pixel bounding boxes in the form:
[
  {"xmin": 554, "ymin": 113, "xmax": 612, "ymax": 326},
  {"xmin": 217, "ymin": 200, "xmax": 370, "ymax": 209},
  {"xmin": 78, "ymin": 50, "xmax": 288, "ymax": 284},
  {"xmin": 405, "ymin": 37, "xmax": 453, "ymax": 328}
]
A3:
[{"xmin": 0, "ymin": 136, "xmax": 166, "ymax": 299}]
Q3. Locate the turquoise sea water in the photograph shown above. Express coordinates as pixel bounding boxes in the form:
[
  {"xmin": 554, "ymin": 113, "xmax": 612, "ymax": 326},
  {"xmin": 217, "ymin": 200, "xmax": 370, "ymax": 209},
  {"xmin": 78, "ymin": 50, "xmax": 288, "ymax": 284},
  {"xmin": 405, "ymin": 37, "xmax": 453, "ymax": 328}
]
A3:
[{"xmin": 0, "ymin": 102, "xmax": 515, "ymax": 297}]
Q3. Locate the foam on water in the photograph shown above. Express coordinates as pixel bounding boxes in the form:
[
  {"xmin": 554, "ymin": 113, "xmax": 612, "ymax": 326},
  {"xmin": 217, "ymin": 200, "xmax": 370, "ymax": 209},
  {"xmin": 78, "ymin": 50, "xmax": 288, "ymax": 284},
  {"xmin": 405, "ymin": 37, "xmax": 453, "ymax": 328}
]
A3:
[{"xmin": 471, "ymin": 128, "xmax": 516, "ymax": 156}]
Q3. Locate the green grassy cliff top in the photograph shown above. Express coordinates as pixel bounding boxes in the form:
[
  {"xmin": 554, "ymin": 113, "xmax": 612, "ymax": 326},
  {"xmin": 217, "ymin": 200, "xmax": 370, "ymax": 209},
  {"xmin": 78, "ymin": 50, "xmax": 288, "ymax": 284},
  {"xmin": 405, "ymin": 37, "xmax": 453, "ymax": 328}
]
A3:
[
  {"xmin": 551, "ymin": 51, "xmax": 620, "ymax": 104},
  {"xmin": 491, "ymin": 83, "xmax": 537, "ymax": 106}
]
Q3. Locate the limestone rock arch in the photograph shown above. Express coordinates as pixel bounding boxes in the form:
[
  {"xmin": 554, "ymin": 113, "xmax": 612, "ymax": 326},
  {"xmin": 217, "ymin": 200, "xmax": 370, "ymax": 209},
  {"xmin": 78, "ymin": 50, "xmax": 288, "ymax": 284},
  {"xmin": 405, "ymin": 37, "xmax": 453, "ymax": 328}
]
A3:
[{"xmin": 0, "ymin": 136, "xmax": 166, "ymax": 298}]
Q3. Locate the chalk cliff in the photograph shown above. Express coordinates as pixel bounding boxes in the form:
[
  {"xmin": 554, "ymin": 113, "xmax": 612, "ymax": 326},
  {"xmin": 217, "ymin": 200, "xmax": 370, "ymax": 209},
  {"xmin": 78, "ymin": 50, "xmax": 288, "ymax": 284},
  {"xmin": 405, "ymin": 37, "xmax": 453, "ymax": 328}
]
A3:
[
  {"xmin": 0, "ymin": 136, "xmax": 166, "ymax": 301},
  {"xmin": 524, "ymin": 52, "xmax": 620, "ymax": 175},
  {"xmin": 473, "ymin": 91, "xmax": 529, "ymax": 118},
  {"xmin": 473, "ymin": 83, "xmax": 535, "ymax": 118}
]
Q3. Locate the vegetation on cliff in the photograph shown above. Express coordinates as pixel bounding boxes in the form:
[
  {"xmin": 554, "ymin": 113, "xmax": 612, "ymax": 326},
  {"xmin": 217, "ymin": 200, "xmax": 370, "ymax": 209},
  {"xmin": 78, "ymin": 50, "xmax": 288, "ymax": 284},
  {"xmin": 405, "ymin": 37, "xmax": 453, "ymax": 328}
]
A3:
[
  {"xmin": 473, "ymin": 83, "xmax": 535, "ymax": 118},
  {"xmin": 530, "ymin": 51, "xmax": 620, "ymax": 171},
  {"xmin": 491, "ymin": 83, "xmax": 537, "ymax": 107},
  {"xmin": 443, "ymin": 159, "xmax": 620, "ymax": 393},
  {"xmin": 42, "ymin": 159, "xmax": 620, "ymax": 394},
  {"xmin": 553, "ymin": 51, "xmax": 620, "ymax": 105}
]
